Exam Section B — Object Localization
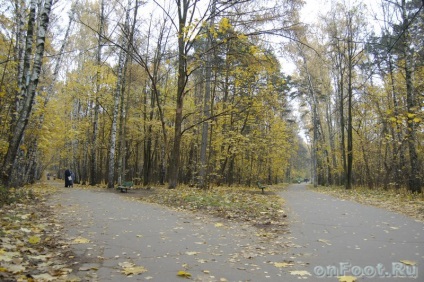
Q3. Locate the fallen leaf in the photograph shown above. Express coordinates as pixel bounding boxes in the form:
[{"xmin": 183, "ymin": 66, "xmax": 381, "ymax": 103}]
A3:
[
  {"xmin": 177, "ymin": 270, "xmax": 192, "ymax": 278},
  {"xmin": 28, "ymin": 236, "xmax": 41, "ymax": 244},
  {"xmin": 122, "ymin": 265, "xmax": 148, "ymax": 276},
  {"xmin": 274, "ymin": 261, "xmax": 294, "ymax": 268},
  {"xmin": 317, "ymin": 239, "xmax": 332, "ymax": 245},
  {"xmin": 338, "ymin": 275, "xmax": 357, "ymax": 282},
  {"xmin": 119, "ymin": 262, "xmax": 147, "ymax": 276},
  {"xmin": 289, "ymin": 270, "xmax": 311, "ymax": 276},
  {"xmin": 4, "ymin": 264, "xmax": 26, "ymax": 274},
  {"xmin": 72, "ymin": 237, "xmax": 90, "ymax": 244},
  {"xmin": 0, "ymin": 251, "xmax": 20, "ymax": 262},
  {"xmin": 185, "ymin": 251, "xmax": 200, "ymax": 256},
  {"xmin": 214, "ymin": 223, "xmax": 223, "ymax": 227},
  {"xmin": 400, "ymin": 260, "xmax": 417, "ymax": 266}
]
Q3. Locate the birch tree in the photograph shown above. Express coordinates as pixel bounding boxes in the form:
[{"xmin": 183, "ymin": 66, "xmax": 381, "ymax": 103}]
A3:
[
  {"xmin": 107, "ymin": 0, "xmax": 132, "ymax": 188},
  {"xmin": 1, "ymin": 0, "xmax": 53, "ymax": 187}
]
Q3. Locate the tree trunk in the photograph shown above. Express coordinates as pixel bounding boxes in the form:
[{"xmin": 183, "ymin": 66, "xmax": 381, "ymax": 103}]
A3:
[
  {"xmin": 346, "ymin": 31, "xmax": 353, "ymax": 190},
  {"xmin": 401, "ymin": 0, "xmax": 421, "ymax": 193},
  {"xmin": 168, "ymin": 0, "xmax": 189, "ymax": 189},
  {"xmin": 1, "ymin": 0, "xmax": 53, "ymax": 187},
  {"xmin": 90, "ymin": 0, "xmax": 104, "ymax": 186},
  {"xmin": 198, "ymin": 0, "xmax": 216, "ymax": 189},
  {"xmin": 107, "ymin": 0, "xmax": 130, "ymax": 188}
]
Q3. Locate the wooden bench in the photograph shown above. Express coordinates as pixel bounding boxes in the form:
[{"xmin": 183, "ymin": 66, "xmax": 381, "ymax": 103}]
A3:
[
  {"xmin": 117, "ymin": 181, "xmax": 134, "ymax": 193},
  {"xmin": 256, "ymin": 181, "xmax": 266, "ymax": 194}
]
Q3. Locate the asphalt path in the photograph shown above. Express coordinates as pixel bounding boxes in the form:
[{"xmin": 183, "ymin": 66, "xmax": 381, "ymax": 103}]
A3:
[
  {"xmin": 49, "ymin": 183, "xmax": 423, "ymax": 281},
  {"xmin": 279, "ymin": 184, "xmax": 423, "ymax": 281}
]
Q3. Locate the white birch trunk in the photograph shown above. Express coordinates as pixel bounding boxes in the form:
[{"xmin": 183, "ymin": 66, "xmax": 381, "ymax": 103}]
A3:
[
  {"xmin": 1, "ymin": 0, "xmax": 53, "ymax": 186},
  {"xmin": 107, "ymin": 0, "xmax": 131, "ymax": 188}
]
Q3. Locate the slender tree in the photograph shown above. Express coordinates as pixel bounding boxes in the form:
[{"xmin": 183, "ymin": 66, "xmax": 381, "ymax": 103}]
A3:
[
  {"xmin": 107, "ymin": 0, "xmax": 132, "ymax": 188},
  {"xmin": 1, "ymin": 0, "xmax": 53, "ymax": 187}
]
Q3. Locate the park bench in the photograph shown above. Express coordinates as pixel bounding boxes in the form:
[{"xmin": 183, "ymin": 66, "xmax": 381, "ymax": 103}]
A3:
[
  {"xmin": 117, "ymin": 181, "xmax": 134, "ymax": 193},
  {"xmin": 256, "ymin": 181, "xmax": 266, "ymax": 194}
]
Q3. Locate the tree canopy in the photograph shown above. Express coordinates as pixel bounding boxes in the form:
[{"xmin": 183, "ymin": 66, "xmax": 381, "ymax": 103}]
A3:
[{"xmin": 0, "ymin": 0, "xmax": 422, "ymax": 192}]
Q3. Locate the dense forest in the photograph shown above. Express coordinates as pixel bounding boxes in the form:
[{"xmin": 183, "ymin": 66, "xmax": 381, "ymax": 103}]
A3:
[{"xmin": 0, "ymin": 0, "xmax": 422, "ymax": 192}]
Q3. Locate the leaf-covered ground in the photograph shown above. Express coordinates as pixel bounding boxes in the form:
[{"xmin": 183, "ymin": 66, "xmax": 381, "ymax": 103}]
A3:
[
  {"xmin": 310, "ymin": 185, "xmax": 424, "ymax": 222},
  {"xmin": 136, "ymin": 185, "xmax": 289, "ymax": 236},
  {"xmin": 0, "ymin": 184, "xmax": 77, "ymax": 281}
]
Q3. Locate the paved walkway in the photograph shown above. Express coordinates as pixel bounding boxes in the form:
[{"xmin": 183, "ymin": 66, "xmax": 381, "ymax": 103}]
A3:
[
  {"xmin": 279, "ymin": 184, "xmax": 423, "ymax": 281},
  {"xmin": 49, "ymin": 183, "xmax": 423, "ymax": 281}
]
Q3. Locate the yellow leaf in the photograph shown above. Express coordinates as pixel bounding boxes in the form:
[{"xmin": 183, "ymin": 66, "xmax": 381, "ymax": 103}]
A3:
[
  {"xmin": 400, "ymin": 260, "xmax": 416, "ymax": 266},
  {"xmin": 177, "ymin": 270, "xmax": 192, "ymax": 278},
  {"xmin": 28, "ymin": 236, "xmax": 41, "ymax": 244},
  {"xmin": 214, "ymin": 223, "xmax": 223, "ymax": 227},
  {"xmin": 290, "ymin": 270, "xmax": 311, "ymax": 276},
  {"xmin": 274, "ymin": 261, "xmax": 294, "ymax": 268},
  {"xmin": 72, "ymin": 237, "xmax": 90, "ymax": 244},
  {"xmin": 338, "ymin": 275, "xmax": 357, "ymax": 282},
  {"xmin": 413, "ymin": 117, "xmax": 421, "ymax": 123},
  {"xmin": 122, "ymin": 266, "xmax": 147, "ymax": 276}
]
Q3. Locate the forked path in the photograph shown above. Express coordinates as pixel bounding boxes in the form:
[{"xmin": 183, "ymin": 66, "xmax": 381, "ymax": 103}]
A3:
[
  {"xmin": 49, "ymin": 186, "xmax": 290, "ymax": 282},
  {"xmin": 50, "ymin": 184, "xmax": 423, "ymax": 281},
  {"xmin": 279, "ymin": 184, "xmax": 423, "ymax": 281}
]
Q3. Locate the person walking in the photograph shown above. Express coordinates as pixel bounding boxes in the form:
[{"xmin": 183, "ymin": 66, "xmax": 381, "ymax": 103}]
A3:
[{"xmin": 64, "ymin": 169, "xmax": 73, "ymax": 187}]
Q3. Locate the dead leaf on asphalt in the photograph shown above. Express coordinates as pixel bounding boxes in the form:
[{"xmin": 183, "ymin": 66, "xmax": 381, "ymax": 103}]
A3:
[
  {"xmin": 274, "ymin": 261, "xmax": 294, "ymax": 268},
  {"xmin": 177, "ymin": 270, "xmax": 192, "ymax": 278},
  {"xmin": 289, "ymin": 270, "xmax": 311, "ymax": 277},
  {"xmin": 317, "ymin": 238, "xmax": 332, "ymax": 245},
  {"xmin": 72, "ymin": 236, "xmax": 90, "ymax": 244},
  {"xmin": 400, "ymin": 260, "xmax": 417, "ymax": 266},
  {"xmin": 338, "ymin": 275, "xmax": 357, "ymax": 282},
  {"xmin": 185, "ymin": 251, "xmax": 200, "ymax": 255},
  {"xmin": 119, "ymin": 261, "xmax": 148, "ymax": 275}
]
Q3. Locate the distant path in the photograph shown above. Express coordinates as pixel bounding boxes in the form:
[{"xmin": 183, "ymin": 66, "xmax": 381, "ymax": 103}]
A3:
[{"xmin": 279, "ymin": 184, "xmax": 423, "ymax": 281}]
